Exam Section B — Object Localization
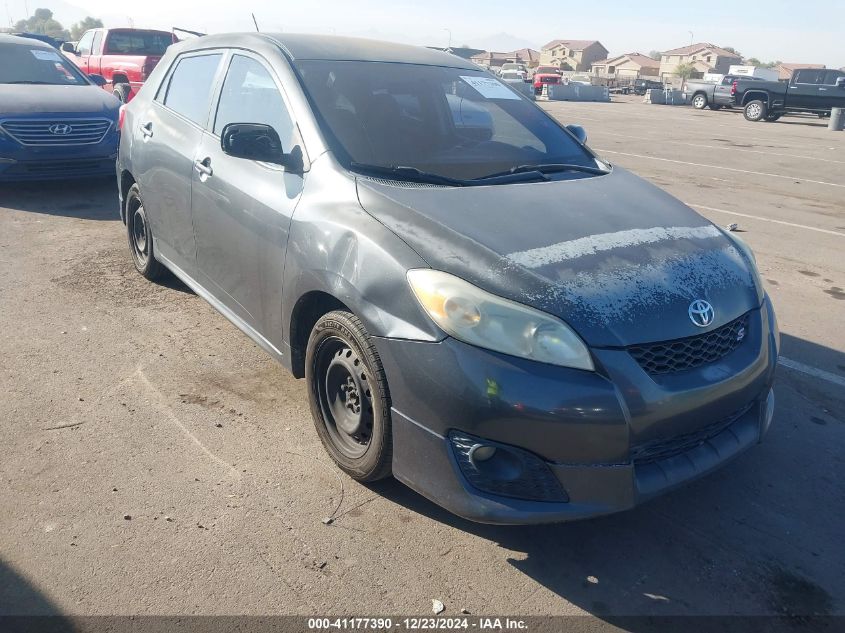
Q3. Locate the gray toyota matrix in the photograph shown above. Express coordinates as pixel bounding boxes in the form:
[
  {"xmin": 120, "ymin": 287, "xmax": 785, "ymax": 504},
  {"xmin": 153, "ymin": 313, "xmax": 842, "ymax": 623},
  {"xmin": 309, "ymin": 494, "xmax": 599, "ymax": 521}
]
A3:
[{"xmin": 117, "ymin": 33, "xmax": 779, "ymax": 524}]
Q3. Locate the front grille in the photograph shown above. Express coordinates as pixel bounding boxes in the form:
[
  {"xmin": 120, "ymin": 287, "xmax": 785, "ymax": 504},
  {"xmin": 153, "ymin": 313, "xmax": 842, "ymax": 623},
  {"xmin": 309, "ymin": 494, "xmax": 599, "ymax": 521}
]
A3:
[
  {"xmin": 0, "ymin": 119, "xmax": 112, "ymax": 146},
  {"xmin": 628, "ymin": 313, "xmax": 749, "ymax": 375},
  {"xmin": 631, "ymin": 403, "xmax": 754, "ymax": 465}
]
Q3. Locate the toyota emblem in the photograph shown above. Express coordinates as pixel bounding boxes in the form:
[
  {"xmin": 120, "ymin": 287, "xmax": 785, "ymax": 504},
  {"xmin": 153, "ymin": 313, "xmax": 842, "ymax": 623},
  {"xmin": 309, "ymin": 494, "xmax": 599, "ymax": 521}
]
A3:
[
  {"xmin": 688, "ymin": 300, "xmax": 715, "ymax": 327},
  {"xmin": 48, "ymin": 123, "xmax": 73, "ymax": 135}
]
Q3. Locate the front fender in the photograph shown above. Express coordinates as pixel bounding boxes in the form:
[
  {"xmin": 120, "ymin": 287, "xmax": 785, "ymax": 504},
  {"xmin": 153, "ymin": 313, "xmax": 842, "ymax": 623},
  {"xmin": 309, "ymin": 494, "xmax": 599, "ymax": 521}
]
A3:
[{"xmin": 282, "ymin": 157, "xmax": 442, "ymax": 351}]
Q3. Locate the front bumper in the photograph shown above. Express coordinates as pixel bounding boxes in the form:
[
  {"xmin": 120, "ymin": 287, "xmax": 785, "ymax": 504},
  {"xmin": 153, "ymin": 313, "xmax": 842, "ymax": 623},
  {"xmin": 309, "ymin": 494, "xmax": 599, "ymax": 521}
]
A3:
[{"xmin": 376, "ymin": 297, "xmax": 779, "ymax": 524}]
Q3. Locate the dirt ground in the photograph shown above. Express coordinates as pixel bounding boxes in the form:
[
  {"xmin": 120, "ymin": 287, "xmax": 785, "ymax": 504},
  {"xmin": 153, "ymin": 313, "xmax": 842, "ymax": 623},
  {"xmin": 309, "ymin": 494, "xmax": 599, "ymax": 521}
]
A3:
[{"xmin": 1, "ymin": 96, "xmax": 843, "ymax": 620}]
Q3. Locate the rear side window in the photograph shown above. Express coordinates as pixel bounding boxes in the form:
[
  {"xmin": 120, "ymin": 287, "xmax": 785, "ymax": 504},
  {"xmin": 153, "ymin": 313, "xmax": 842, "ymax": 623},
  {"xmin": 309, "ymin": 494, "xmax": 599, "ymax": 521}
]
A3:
[
  {"xmin": 822, "ymin": 71, "xmax": 842, "ymax": 86},
  {"xmin": 213, "ymin": 55, "xmax": 294, "ymax": 148},
  {"xmin": 92, "ymin": 31, "xmax": 103, "ymax": 55},
  {"xmin": 794, "ymin": 70, "xmax": 822, "ymax": 84},
  {"xmin": 163, "ymin": 53, "xmax": 223, "ymax": 126}
]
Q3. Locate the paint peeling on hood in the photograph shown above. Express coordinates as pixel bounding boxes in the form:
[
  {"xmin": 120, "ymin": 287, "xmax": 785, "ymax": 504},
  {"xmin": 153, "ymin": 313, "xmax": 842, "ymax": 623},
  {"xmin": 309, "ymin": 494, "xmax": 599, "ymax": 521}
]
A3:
[{"xmin": 356, "ymin": 167, "xmax": 761, "ymax": 347}]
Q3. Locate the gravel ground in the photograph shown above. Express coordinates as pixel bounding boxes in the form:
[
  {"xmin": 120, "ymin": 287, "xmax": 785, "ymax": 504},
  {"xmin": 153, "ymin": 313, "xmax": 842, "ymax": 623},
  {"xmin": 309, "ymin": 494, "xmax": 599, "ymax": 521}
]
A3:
[{"xmin": 1, "ymin": 96, "xmax": 843, "ymax": 620}]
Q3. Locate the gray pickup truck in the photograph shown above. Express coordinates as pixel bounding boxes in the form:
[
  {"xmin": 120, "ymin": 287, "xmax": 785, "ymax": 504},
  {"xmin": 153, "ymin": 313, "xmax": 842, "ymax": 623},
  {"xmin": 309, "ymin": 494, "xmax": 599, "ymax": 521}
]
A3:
[{"xmin": 683, "ymin": 75, "xmax": 764, "ymax": 110}]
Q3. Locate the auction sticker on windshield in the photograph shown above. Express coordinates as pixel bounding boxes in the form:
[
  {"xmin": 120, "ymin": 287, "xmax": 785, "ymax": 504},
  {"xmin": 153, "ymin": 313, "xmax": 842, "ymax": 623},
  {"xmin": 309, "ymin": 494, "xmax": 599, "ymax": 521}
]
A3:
[
  {"xmin": 460, "ymin": 75, "xmax": 521, "ymax": 100},
  {"xmin": 31, "ymin": 49, "xmax": 62, "ymax": 61}
]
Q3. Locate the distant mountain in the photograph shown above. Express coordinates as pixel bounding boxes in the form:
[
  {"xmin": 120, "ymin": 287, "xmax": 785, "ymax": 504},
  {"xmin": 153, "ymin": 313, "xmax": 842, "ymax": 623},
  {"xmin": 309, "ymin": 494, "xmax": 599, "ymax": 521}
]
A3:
[
  {"xmin": 468, "ymin": 32, "xmax": 538, "ymax": 53},
  {"xmin": 4, "ymin": 0, "xmax": 93, "ymax": 29}
]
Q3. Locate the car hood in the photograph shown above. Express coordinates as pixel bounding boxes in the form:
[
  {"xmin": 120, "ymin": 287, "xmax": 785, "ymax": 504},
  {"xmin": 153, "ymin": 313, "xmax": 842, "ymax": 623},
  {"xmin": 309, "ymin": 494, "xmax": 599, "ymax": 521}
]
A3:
[
  {"xmin": 0, "ymin": 84, "xmax": 120, "ymax": 117},
  {"xmin": 356, "ymin": 168, "xmax": 760, "ymax": 347}
]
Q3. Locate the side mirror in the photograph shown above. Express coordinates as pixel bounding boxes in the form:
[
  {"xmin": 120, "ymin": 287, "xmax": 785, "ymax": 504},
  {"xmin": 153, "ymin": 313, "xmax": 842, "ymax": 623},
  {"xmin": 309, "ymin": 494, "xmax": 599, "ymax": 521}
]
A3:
[
  {"xmin": 61, "ymin": 42, "xmax": 76, "ymax": 54},
  {"xmin": 221, "ymin": 123, "xmax": 287, "ymax": 165},
  {"xmin": 88, "ymin": 73, "xmax": 107, "ymax": 87},
  {"xmin": 836, "ymin": 77, "xmax": 845, "ymax": 88},
  {"xmin": 566, "ymin": 124, "xmax": 587, "ymax": 144}
]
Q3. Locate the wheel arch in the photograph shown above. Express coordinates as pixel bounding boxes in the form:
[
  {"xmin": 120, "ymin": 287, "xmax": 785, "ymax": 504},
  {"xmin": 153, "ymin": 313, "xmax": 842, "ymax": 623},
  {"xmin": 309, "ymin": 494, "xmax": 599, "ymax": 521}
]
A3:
[
  {"xmin": 119, "ymin": 170, "xmax": 136, "ymax": 223},
  {"xmin": 112, "ymin": 72, "xmax": 130, "ymax": 85},
  {"xmin": 742, "ymin": 90, "xmax": 770, "ymax": 106},
  {"xmin": 289, "ymin": 290, "xmax": 351, "ymax": 378}
]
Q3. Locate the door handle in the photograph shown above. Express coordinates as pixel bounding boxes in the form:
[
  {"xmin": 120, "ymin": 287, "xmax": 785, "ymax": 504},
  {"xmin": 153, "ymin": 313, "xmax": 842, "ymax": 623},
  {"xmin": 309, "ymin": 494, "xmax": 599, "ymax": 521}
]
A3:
[
  {"xmin": 194, "ymin": 158, "xmax": 213, "ymax": 177},
  {"xmin": 140, "ymin": 122, "xmax": 153, "ymax": 138}
]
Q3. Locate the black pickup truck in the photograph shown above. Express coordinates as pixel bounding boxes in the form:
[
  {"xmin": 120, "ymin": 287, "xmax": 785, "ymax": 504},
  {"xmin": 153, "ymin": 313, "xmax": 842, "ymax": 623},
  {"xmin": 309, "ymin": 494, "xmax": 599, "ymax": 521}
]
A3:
[{"xmin": 734, "ymin": 68, "xmax": 845, "ymax": 122}]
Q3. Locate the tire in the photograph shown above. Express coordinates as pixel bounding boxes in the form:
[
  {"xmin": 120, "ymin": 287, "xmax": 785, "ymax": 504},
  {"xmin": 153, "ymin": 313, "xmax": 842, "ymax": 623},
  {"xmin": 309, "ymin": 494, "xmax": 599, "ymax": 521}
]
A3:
[
  {"xmin": 744, "ymin": 100, "xmax": 767, "ymax": 122},
  {"xmin": 113, "ymin": 83, "xmax": 131, "ymax": 103},
  {"xmin": 125, "ymin": 183, "xmax": 165, "ymax": 281},
  {"xmin": 709, "ymin": 104, "xmax": 722, "ymax": 111},
  {"xmin": 306, "ymin": 310, "xmax": 392, "ymax": 482},
  {"xmin": 764, "ymin": 112, "xmax": 782, "ymax": 122},
  {"xmin": 691, "ymin": 93, "xmax": 708, "ymax": 109},
  {"xmin": 818, "ymin": 112, "xmax": 829, "ymax": 119}
]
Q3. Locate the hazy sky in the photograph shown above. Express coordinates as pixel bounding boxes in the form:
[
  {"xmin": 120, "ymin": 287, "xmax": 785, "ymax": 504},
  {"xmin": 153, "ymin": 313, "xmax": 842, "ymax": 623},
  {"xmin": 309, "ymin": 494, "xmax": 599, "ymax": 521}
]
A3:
[{"xmin": 8, "ymin": 0, "xmax": 845, "ymax": 68}]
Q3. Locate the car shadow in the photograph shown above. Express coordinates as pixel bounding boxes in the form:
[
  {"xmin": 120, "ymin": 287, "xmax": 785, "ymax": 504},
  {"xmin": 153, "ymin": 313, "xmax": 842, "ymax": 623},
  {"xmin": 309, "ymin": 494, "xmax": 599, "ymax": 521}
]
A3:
[
  {"xmin": 0, "ymin": 178, "xmax": 118, "ymax": 221},
  {"xmin": 370, "ymin": 333, "xmax": 844, "ymax": 621},
  {"xmin": 0, "ymin": 558, "xmax": 74, "ymax": 631}
]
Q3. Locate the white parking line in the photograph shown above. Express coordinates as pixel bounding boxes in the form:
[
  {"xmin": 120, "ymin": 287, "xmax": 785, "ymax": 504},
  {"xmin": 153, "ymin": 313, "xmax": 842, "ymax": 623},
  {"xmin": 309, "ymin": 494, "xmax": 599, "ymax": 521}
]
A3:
[
  {"xmin": 596, "ymin": 149, "xmax": 845, "ymax": 188},
  {"xmin": 597, "ymin": 132, "xmax": 845, "ymax": 165},
  {"xmin": 778, "ymin": 357, "xmax": 845, "ymax": 389},
  {"xmin": 690, "ymin": 205, "xmax": 845, "ymax": 238}
]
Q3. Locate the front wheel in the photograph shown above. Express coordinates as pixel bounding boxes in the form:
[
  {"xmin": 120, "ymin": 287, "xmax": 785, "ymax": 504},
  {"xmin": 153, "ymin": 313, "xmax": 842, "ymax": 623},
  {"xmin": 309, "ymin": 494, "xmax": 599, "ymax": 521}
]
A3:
[
  {"xmin": 306, "ymin": 310, "xmax": 393, "ymax": 482},
  {"xmin": 691, "ymin": 94, "xmax": 708, "ymax": 109},
  {"xmin": 744, "ymin": 100, "xmax": 767, "ymax": 122}
]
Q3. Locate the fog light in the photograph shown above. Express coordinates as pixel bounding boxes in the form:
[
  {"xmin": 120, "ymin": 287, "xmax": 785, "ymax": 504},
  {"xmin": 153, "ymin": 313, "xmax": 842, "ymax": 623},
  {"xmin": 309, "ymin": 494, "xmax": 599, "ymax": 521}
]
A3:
[
  {"xmin": 449, "ymin": 431, "xmax": 568, "ymax": 503},
  {"xmin": 469, "ymin": 444, "xmax": 496, "ymax": 463}
]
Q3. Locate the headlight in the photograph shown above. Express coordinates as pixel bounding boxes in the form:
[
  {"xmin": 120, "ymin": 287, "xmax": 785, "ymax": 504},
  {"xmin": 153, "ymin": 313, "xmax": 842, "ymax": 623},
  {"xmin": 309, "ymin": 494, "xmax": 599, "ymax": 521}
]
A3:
[
  {"xmin": 721, "ymin": 228, "xmax": 763, "ymax": 297},
  {"xmin": 407, "ymin": 269, "xmax": 594, "ymax": 371}
]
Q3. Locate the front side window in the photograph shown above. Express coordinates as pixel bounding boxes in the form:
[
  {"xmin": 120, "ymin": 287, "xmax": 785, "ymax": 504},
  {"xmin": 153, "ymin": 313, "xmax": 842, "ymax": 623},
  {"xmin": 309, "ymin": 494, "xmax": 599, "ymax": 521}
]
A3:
[
  {"xmin": 214, "ymin": 54, "xmax": 294, "ymax": 149},
  {"xmin": 76, "ymin": 31, "xmax": 94, "ymax": 56},
  {"xmin": 295, "ymin": 60, "xmax": 597, "ymax": 180},
  {"xmin": 0, "ymin": 43, "xmax": 88, "ymax": 85},
  {"xmin": 795, "ymin": 70, "xmax": 822, "ymax": 84},
  {"xmin": 162, "ymin": 53, "xmax": 223, "ymax": 125}
]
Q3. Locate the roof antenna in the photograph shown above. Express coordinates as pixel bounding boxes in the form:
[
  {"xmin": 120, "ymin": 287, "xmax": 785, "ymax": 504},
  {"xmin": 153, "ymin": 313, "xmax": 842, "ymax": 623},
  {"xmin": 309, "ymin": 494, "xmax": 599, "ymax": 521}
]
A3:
[{"xmin": 252, "ymin": 13, "xmax": 260, "ymax": 32}]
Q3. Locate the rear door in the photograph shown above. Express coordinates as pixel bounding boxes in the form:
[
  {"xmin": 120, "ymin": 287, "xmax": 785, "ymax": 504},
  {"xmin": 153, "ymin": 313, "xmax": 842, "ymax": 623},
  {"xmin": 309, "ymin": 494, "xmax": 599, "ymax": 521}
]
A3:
[
  {"xmin": 190, "ymin": 51, "xmax": 305, "ymax": 349},
  {"xmin": 789, "ymin": 69, "xmax": 824, "ymax": 109},
  {"xmin": 132, "ymin": 50, "xmax": 225, "ymax": 276}
]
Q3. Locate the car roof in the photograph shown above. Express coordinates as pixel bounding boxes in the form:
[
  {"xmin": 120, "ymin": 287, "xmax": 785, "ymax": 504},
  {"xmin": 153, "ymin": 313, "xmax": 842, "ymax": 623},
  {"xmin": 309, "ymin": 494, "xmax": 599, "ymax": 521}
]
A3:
[
  {"xmin": 175, "ymin": 32, "xmax": 479, "ymax": 69},
  {"xmin": 0, "ymin": 34, "xmax": 54, "ymax": 48}
]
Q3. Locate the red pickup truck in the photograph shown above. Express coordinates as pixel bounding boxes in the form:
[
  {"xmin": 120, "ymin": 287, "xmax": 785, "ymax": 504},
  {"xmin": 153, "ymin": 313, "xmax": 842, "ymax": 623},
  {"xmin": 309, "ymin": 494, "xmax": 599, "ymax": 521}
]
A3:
[{"xmin": 62, "ymin": 28, "xmax": 177, "ymax": 103}]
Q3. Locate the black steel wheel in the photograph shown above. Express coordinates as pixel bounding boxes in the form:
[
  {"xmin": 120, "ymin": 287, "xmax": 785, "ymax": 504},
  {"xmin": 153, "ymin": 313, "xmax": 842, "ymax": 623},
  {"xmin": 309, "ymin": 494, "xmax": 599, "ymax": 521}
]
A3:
[
  {"xmin": 306, "ymin": 310, "xmax": 392, "ymax": 481},
  {"xmin": 125, "ymin": 183, "xmax": 165, "ymax": 280}
]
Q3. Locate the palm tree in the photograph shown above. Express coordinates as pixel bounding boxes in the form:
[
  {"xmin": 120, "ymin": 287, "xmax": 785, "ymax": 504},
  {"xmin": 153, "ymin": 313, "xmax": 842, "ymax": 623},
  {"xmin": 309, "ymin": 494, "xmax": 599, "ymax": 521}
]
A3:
[{"xmin": 675, "ymin": 62, "xmax": 696, "ymax": 80}]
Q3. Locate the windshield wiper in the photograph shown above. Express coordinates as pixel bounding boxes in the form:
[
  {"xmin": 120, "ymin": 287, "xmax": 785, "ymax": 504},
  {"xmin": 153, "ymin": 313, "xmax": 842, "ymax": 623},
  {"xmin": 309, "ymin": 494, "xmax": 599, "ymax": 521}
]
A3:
[
  {"xmin": 6, "ymin": 80, "xmax": 56, "ymax": 85},
  {"xmin": 350, "ymin": 162, "xmax": 469, "ymax": 187},
  {"xmin": 475, "ymin": 163, "xmax": 609, "ymax": 180}
]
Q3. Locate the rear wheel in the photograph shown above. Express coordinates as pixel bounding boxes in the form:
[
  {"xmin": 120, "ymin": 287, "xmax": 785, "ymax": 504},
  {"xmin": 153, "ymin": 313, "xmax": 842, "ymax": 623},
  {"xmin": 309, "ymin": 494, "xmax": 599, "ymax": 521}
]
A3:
[
  {"xmin": 709, "ymin": 104, "xmax": 722, "ymax": 111},
  {"xmin": 691, "ymin": 93, "xmax": 708, "ymax": 109},
  {"xmin": 306, "ymin": 310, "xmax": 392, "ymax": 482},
  {"xmin": 744, "ymin": 100, "xmax": 767, "ymax": 122},
  {"xmin": 113, "ymin": 83, "xmax": 131, "ymax": 103},
  {"xmin": 125, "ymin": 183, "xmax": 165, "ymax": 280}
]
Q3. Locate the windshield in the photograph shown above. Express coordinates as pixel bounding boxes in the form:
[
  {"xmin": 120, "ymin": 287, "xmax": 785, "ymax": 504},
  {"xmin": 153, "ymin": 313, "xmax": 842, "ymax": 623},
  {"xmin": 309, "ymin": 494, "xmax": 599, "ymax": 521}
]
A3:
[
  {"xmin": 104, "ymin": 30, "xmax": 173, "ymax": 55},
  {"xmin": 295, "ymin": 61, "xmax": 598, "ymax": 181},
  {"xmin": 0, "ymin": 43, "xmax": 88, "ymax": 85},
  {"xmin": 535, "ymin": 67, "xmax": 558, "ymax": 74}
]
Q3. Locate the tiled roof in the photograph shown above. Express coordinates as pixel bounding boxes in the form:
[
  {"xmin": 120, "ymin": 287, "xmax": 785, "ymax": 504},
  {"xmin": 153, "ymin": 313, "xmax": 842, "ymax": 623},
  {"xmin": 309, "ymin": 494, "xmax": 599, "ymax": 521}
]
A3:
[
  {"xmin": 776, "ymin": 62, "xmax": 826, "ymax": 80},
  {"xmin": 661, "ymin": 43, "xmax": 741, "ymax": 58},
  {"xmin": 591, "ymin": 53, "xmax": 659, "ymax": 69},
  {"xmin": 541, "ymin": 39, "xmax": 603, "ymax": 52}
]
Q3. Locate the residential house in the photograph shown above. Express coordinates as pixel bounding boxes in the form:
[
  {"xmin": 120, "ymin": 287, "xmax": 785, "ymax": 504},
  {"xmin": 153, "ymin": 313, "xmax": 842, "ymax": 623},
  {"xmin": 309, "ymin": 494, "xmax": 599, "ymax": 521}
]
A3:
[
  {"xmin": 540, "ymin": 39, "xmax": 608, "ymax": 72},
  {"xmin": 470, "ymin": 48, "xmax": 541, "ymax": 70},
  {"xmin": 591, "ymin": 52, "xmax": 660, "ymax": 80},
  {"xmin": 775, "ymin": 62, "xmax": 826, "ymax": 81},
  {"xmin": 658, "ymin": 43, "xmax": 742, "ymax": 81}
]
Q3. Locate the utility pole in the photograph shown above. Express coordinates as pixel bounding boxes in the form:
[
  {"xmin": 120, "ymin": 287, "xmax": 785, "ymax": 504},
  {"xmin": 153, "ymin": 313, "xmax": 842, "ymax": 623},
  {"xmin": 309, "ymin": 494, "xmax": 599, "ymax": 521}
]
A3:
[
  {"xmin": 443, "ymin": 27, "xmax": 451, "ymax": 49},
  {"xmin": 688, "ymin": 30, "xmax": 694, "ymax": 45}
]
